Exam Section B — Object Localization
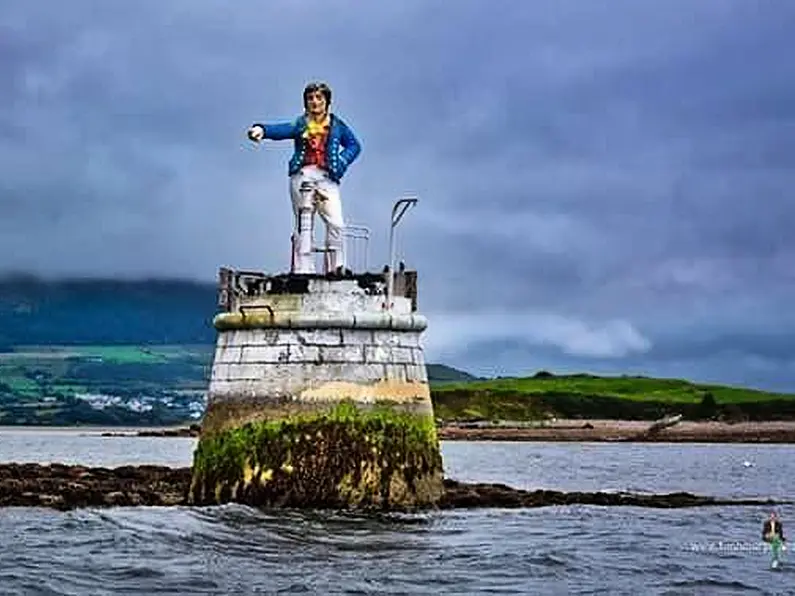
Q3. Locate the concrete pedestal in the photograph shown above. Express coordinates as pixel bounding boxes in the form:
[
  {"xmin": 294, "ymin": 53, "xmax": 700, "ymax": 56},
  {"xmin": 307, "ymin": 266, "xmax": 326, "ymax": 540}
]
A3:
[{"xmin": 188, "ymin": 269, "xmax": 443, "ymax": 510}]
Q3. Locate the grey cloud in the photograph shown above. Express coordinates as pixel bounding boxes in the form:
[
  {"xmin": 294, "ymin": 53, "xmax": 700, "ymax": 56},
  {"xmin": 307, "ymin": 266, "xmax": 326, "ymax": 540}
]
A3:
[{"xmin": 2, "ymin": 0, "xmax": 795, "ymax": 388}]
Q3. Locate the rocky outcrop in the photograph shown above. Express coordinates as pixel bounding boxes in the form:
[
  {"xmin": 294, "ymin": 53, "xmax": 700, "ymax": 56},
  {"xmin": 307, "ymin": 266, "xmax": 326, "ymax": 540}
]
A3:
[
  {"xmin": 101, "ymin": 425, "xmax": 201, "ymax": 438},
  {"xmin": 0, "ymin": 463, "xmax": 787, "ymax": 512},
  {"xmin": 0, "ymin": 463, "xmax": 190, "ymax": 510},
  {"xmin": 437, "ymin": 479, "xmax": 785, "ymax": 509}
]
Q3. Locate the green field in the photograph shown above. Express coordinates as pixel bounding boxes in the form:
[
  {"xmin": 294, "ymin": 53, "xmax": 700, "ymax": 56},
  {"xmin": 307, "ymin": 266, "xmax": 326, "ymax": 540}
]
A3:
[
  {"xmin": 0, "ymin": 345, "xmax": 211, "ymax": 391},
  {"xmin": 434, "ymin": 373, "xmax": 795, "ymax": 404},
  {"xmin": 0, "ymin": 345, "xmax": 213, "ymax": 425},
  {"xmin": 4, "ymin": 344, "xmax": 213, "ymax": 363}
]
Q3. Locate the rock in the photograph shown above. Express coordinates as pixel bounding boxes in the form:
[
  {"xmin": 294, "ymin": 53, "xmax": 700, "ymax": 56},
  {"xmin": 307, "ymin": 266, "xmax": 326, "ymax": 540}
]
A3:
[
  {"xmin": 39, "ymin": 494, "xmax": 65, "ymax": 508},
  {"xmin": 0, "ymin": 463, "xmax": 788, "ymax": 511},
  {"xmin": 437, "ymin": 479, "xmax": 786, "ymax": 509},
  {"xmin": 136, "ymin": 425, "xmax": 201, "ymax": 438},
  {"xmin": 100, "ymin": 425, "xmax": 201, "ymax": 438},
  {"xmin": 0, "ymin": 463, "xmax": 192, "ymax": 510}
]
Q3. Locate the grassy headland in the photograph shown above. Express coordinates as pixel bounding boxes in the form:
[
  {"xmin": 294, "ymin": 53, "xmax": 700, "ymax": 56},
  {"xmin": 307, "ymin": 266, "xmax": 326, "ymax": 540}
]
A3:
[{"xmin": 431, "ymin": 372, "xmax": 795, "ymax": 422}]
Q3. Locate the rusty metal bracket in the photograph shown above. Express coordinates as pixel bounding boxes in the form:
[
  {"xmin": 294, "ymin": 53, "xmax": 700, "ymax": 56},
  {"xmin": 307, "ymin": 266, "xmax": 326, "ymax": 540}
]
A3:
[{"xmin": 239, "ymin": 303, "xmax": 275, "ymax": 323}]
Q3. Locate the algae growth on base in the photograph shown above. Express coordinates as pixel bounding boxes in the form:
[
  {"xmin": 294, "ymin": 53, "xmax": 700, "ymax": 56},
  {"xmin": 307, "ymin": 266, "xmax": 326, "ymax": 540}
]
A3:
[{"xmin": 189, "ymin": 401, "xmax": 443, "ymax": 509}]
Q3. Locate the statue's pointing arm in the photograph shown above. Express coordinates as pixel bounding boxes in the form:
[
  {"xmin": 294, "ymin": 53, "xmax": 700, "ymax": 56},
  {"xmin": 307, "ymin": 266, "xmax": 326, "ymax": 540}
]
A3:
[{"xmin": 247, "ymin": 119, "xmax": 300, "ymax": 143}]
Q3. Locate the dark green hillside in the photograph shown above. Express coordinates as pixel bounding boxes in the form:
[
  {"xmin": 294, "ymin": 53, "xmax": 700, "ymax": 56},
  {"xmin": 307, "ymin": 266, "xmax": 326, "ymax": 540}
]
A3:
[
  {"xmin": 0, "ymin": 276, "xmax": 217, "ymax": 347},
  {"xmin": 426, "ymin": 364, "xmax": 481, "ymax": 383}
]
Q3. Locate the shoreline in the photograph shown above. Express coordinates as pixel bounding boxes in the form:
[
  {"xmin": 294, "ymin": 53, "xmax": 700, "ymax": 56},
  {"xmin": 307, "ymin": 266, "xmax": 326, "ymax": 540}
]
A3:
[{"xmin": 438, "ymin": 420, "xmax": 795, "ymax": 443}]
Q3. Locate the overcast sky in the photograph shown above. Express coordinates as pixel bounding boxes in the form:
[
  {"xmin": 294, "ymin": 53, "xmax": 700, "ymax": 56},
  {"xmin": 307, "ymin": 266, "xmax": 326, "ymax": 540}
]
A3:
[{"xmin": 3, "ymin": 1, "xmax": 795, "ymax": 390}]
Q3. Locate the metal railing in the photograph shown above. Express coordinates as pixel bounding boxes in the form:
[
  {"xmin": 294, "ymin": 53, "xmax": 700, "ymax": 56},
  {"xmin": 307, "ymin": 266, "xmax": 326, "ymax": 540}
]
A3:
[
  {"xmin": 342, "ymin": 224, "xmax": 371, "ymax": 273},
  {"xmin": 385, "ymin": 196, "xmax": 418, "ymax": 309}
]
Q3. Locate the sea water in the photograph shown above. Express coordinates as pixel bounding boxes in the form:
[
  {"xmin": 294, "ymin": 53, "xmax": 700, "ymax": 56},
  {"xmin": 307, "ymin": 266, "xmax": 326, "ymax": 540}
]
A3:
[{"xmin": 0, "ymin": 428, "xmax": 794, "ymax": 595}]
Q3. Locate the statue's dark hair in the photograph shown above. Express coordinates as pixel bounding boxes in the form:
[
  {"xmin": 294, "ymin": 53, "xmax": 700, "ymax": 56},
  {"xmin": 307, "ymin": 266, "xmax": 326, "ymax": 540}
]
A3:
[{"xmin": 303, "ymin": 81, "xmax": 332, "ymax": 109}]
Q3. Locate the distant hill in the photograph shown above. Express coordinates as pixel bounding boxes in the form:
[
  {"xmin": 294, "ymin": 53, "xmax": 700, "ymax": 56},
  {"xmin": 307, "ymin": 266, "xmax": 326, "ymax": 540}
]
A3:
[
  {"xmin": 0, "ymin": 276, "xmax": 219, "ymax": 347},
  {"xmin": 426, "ymin": 364, "xmax": 481, "ymax": 383}
]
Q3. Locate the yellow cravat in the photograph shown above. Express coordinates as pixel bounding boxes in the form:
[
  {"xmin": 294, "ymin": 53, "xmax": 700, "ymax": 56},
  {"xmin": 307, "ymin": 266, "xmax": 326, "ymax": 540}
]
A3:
[{"xmin": 304, "ymin": 115, "xmax": 330, "ymax": 138}]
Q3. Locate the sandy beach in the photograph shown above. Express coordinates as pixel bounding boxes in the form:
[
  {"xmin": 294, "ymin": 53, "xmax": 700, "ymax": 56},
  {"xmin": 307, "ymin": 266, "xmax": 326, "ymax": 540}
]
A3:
[{"xmin": 437, "ymin": 419, "xmax": 795, "ymax": 443}]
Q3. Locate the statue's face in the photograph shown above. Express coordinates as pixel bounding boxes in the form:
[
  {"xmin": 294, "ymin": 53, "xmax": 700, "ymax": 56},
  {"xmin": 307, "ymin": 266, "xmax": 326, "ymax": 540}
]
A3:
[{"xmin": 305, "ymin": 90, "xmax": 328, "ymax": 116}]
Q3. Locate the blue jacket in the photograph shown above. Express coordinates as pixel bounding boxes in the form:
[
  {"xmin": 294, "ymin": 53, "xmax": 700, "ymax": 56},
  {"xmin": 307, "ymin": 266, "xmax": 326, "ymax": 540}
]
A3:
[{"xmin": 257, "ymin": 113, "xmax": 361, "ymax": 183}]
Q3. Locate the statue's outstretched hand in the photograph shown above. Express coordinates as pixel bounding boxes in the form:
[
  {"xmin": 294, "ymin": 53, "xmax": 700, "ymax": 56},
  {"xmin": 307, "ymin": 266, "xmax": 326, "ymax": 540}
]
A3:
[{"xmin": 247, "ymin": 124, "xmax": 265, "ymax": 143}]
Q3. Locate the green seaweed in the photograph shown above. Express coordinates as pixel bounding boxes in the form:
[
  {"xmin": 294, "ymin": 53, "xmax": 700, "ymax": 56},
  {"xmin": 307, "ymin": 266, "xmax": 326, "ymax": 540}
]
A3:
[{"xmin": 189, "ymin": 401, "xmax": 443, "ymax": 510}]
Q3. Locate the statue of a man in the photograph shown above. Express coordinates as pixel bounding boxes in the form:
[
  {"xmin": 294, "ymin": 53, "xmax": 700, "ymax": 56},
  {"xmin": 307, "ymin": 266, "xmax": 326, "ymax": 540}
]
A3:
[{"xmin": 247, "ymin": 81, "xmax": 362, "ymax": 274}]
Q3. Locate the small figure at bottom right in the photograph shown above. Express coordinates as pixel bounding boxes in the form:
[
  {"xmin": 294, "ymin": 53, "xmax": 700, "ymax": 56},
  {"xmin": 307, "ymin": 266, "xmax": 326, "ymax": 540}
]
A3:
[{"xmin": 762, "ymin": 511, "xmax": 787, "ymax": 569}]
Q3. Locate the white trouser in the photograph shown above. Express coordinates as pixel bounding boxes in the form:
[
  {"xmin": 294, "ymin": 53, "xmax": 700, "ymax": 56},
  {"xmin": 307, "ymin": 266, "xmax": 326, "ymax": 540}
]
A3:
[{"xmin": 289, "ymin": 165, "xmax": 346, "ymax": 272}]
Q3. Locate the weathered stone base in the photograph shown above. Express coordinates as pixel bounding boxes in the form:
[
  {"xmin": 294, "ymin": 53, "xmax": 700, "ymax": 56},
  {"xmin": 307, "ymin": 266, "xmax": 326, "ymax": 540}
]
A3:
[{"xmin": 188, "ymin": 401, "xmax": 444, "ymax": 510}]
